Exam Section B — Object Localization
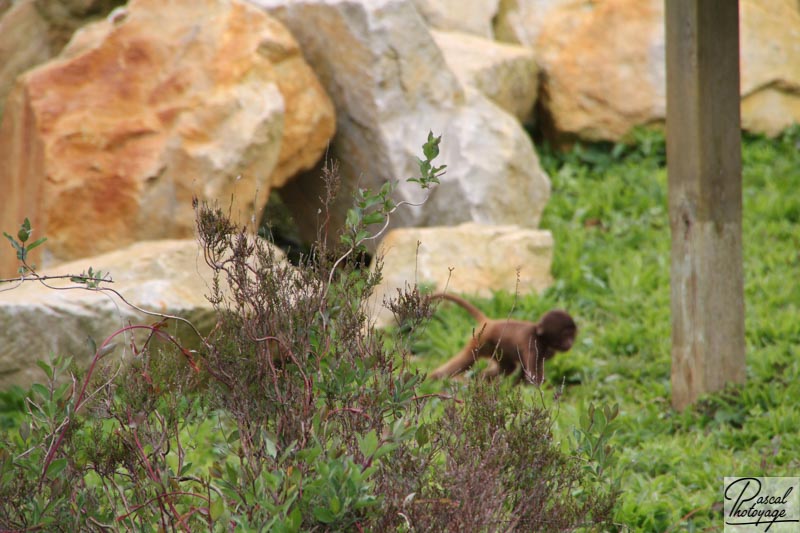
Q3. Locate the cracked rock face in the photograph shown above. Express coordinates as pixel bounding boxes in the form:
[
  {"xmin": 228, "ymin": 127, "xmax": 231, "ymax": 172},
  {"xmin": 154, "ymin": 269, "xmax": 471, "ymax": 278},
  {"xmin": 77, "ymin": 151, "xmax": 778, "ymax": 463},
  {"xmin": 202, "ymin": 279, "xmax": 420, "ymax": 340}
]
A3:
[
  {"xmin": 258, "ymin": 0, "xmax": 551, "ymax": 251},
  {"xmin": 0, "ymin": 0, "xmax": 334, "ymax": 277}
]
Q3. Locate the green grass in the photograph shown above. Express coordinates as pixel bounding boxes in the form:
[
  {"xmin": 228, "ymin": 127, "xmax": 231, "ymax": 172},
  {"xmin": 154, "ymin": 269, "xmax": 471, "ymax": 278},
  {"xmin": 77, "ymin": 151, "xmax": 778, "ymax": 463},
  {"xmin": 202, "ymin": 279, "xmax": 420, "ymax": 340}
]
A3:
[{"xmin": 414, "ymin": 127, "xmax": 800, "ymax": 531}]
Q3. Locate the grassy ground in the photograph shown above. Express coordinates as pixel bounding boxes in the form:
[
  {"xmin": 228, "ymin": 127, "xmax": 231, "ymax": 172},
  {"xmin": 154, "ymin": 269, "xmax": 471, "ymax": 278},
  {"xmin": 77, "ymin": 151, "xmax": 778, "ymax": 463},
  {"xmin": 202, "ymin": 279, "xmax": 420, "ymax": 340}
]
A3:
[{"xmin": 413, "ymin": 128, "xmax": 800, "ymax": 531}]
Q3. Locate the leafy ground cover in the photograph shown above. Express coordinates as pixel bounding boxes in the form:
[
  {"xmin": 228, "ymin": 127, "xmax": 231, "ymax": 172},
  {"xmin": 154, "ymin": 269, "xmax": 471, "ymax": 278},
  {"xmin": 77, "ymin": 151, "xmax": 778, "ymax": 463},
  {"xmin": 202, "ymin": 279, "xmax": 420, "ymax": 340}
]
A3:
[
  {"xmin": 1, "ymin": 128, "xmax": 797, "ymax": 531},
  {"xmin": 414, "ymin": 127, "xmax": 800, "ymax": 531},
  {"xmin": 0, "ymin": 136, "xmax": 616, "ymax": 531}
]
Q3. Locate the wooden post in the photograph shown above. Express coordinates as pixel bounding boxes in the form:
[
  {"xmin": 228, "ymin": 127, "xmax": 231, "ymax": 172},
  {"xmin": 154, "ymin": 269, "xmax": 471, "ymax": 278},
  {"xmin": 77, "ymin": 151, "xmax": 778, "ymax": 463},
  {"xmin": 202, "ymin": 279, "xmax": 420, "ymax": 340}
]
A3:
[{"xmin": 666, "ymin": 0, "xmax": 745, "ymax": 411}]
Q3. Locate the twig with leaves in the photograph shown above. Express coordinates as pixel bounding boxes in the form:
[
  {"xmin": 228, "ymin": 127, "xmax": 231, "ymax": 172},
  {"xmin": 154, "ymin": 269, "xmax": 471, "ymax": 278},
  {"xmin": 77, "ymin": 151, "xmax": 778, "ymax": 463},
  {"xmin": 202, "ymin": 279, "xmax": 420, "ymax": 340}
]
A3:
[{"xmin": 326, "ymin": 131, "xmax": 445, "ymax": 296}]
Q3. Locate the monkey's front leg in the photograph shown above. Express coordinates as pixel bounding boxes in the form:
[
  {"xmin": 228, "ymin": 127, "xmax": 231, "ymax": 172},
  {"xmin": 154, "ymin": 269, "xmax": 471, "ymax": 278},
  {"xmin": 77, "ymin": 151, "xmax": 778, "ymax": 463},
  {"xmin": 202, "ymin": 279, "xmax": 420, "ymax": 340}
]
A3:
[
  {"xmin": 479, "ymin": 359, "xmax": 503, "ymax": 379},
  {"xmin": 429, "ymin": 340, "xmax": 481, "ymax": 379}
]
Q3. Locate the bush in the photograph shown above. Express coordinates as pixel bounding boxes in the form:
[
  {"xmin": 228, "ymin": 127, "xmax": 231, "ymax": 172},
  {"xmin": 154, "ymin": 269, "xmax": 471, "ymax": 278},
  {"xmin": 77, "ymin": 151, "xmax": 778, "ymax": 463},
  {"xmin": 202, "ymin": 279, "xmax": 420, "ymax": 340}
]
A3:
[
  {"xmin": 377, "ymin": 381, "xmax": 619, "ymax": 531},
  {"xmin": 0, "ymin": 134, "xmax": 619, "ymax": 531}
]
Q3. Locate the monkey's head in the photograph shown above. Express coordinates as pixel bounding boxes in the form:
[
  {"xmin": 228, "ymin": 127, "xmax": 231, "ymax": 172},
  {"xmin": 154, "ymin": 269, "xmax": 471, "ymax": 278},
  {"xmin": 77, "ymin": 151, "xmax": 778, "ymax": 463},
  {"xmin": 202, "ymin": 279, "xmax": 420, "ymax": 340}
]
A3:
[{"xmin": 536, "ymin": 310, "xmax": 577, "ymax": 352}]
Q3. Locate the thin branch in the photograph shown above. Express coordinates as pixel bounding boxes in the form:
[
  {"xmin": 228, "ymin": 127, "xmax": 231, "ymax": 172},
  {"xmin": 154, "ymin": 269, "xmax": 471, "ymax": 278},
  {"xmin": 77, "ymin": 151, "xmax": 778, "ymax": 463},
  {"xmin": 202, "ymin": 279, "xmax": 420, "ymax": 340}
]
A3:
[{"xmin": 324, "ymin": 189, "xmax": 435, "ymax": 300}]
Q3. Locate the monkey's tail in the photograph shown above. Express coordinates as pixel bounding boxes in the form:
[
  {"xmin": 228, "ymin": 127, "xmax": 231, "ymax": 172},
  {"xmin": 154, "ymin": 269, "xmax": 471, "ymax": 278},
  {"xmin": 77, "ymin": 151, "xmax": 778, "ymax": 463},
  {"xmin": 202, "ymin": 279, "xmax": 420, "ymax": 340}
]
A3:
[{"xmin": 430, "ymin": 293, "xmax": 487, "ymax": 323}]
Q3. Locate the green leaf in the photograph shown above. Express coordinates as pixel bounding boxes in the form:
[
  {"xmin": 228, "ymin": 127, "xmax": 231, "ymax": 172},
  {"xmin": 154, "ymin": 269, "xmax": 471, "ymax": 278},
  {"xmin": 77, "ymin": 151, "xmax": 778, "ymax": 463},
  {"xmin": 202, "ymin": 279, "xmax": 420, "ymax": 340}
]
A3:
[
  {"xmin": 31, "ymin": 383, "xmax": 49, "ymax": 400},
  {"xmin": 423, "ymin": 131, "xmax": 441, "ymax": 160},
  {"xmin": 372, "ymin": 442, "xmax": 398, "ymax": 461},
  {"xmin": 264, "ymin": 436, "xmax": 277, "ymax": 459},
  {"xmin": 46, "ymin": 458, "xmax": 68, "ymax": 479},
  {"xmin": 345, "ymin": 208, "xmax": 361, "ymax": 229},
  {"xmin": 594, "ymin": 408, "xmax": 607, "ymax": 429},
  {"xmin": 362, "ymin": 195, "xmax": 382, "ymax": 209},
  {"xmin": 297, "ymin": 445, "xmax": 322, "ymax": 463},
  {"xmin": 288, "ymin": 507, "xmax": 302, "ymax": 530},
  {"xmin": 3, "ymin": 233, "xmax": 23, "ymax": 255},
  {"xmin": 210, "ymin": 496, "xmax": 225, "ymax": 521},
  {"xmin": 225, "ymin": 462, "xmax": 238, "ymax": 482},
  {"xmin": 362, "ymin": 212, "xmax": 384, "ymax": 226},
  {"xmin": 358, "ymin": 430, "xmax": 379, "ymax": 458},
  {"xmin": 36, "ymin": 360, "xmax": 54, "ymax": 380},
  {"xmin": 17, "ymin": 218, "xmax": 32, "ymax": 243},
  {"xmin": 19, "ymin": 421, "xmax": 30, "ymax": 443},
  {"xmin": 418, "ymin": 158, "xmax": 431, "ymax": 175},
  {"xmin": 313, "ymin": 507, "xmax": 336, "ymax": 524},
  {"xmin": 54, "ymin": 382, "xmax": 71, "ymax": 403},
  {"xmin": 579, "ymin": 409, "xmax": 590, "ymax": 431},
  {"xmin": 329, "ymin": 495, "xmax": 341, "ymax": 515},
  {"xmin": 415, "ymin": 425, "xmax": 429, "ymax": 447},
  {"xmin": 179, "ymin": 462, "xmax": 193, "ymax": 477},
  {"xmin": 26, "ymin": 237, "xmax": 47, "ymax": 252}
]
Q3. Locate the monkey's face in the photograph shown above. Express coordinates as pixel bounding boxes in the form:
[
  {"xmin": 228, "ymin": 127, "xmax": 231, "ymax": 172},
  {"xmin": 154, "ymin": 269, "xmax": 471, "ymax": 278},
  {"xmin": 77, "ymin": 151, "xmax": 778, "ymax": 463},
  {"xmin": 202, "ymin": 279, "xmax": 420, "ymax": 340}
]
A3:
[
  {"xmin": 538, "ymin": 310, "xmax": 577, "ymax": 353},
  {"xmin": 555, "ymin": 325, "xmax": 576, "ymax": 351}
]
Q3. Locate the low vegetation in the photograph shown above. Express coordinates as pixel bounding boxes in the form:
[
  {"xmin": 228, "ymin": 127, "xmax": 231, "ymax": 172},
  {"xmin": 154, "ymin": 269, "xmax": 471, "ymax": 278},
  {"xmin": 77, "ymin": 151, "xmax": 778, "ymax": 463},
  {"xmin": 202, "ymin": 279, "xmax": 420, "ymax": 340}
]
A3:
[
  {"xmin": 2, "ymin": 126, "xmax": 796, "ymax": 531},
  {"xmin": 416, "ymin": 126, "xmax": 800, "ymax": 530},
  {"xmin": 0, "ymin": 134, "xmax": 617, "ymax": 531}
]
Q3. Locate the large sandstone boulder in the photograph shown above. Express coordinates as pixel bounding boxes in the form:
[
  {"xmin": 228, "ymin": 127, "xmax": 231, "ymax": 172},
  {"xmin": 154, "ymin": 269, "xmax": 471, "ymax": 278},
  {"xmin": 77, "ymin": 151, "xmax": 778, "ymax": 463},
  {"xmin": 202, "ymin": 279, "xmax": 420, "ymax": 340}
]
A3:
[
  {"xmin": 740, "ymin": 1, "xmax": 800, "ymax": 135},
  {"xmin": 368, "ymin": 223, "xmax": 553, "ymax": 326},
  {"xmin": 0, "ymin": 0, "xmax": 123, "ymax": 118},
  {"xmin": 411, "ymin": 0, "xmax": 499, "ymax": 38},
  {"xmin": 522, "ymin": 0, "xmax": 800, "ymax": 142},
  {"xmin": 0, "ymin": 239, "xmax": 288, "ymax": 390},
  {"xmin": 256, "ymin": 0, "xmax": 551, "ymax": 249},
  {"xmin": 29, "ymin": 0, "xmax": 126, "ymax": 50},
  {"xmin": 0, "ymin": 0, "xmax": 51, "ymax": 119},
  {"xmin": 0, "ymin": 0, "xmax": 335, "ymax": 277},
  {"xmin": 493, "ymin": 0, "xmax": 576, "ymax": 48},
  {"xmin": 432, "ymin": 30, "xmax": 539, "ymax": 122},
  {"xmin": 534, "ymin": 0, "xmax": 665, "ymax": 142}
]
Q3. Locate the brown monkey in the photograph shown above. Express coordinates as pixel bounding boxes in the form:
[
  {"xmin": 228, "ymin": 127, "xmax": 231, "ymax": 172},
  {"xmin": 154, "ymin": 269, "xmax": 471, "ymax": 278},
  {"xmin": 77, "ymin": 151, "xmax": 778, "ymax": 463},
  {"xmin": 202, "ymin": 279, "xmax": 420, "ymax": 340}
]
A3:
[{"xmin": 428, "ymin": 293, "xmax": 577, "ymax": 385}]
